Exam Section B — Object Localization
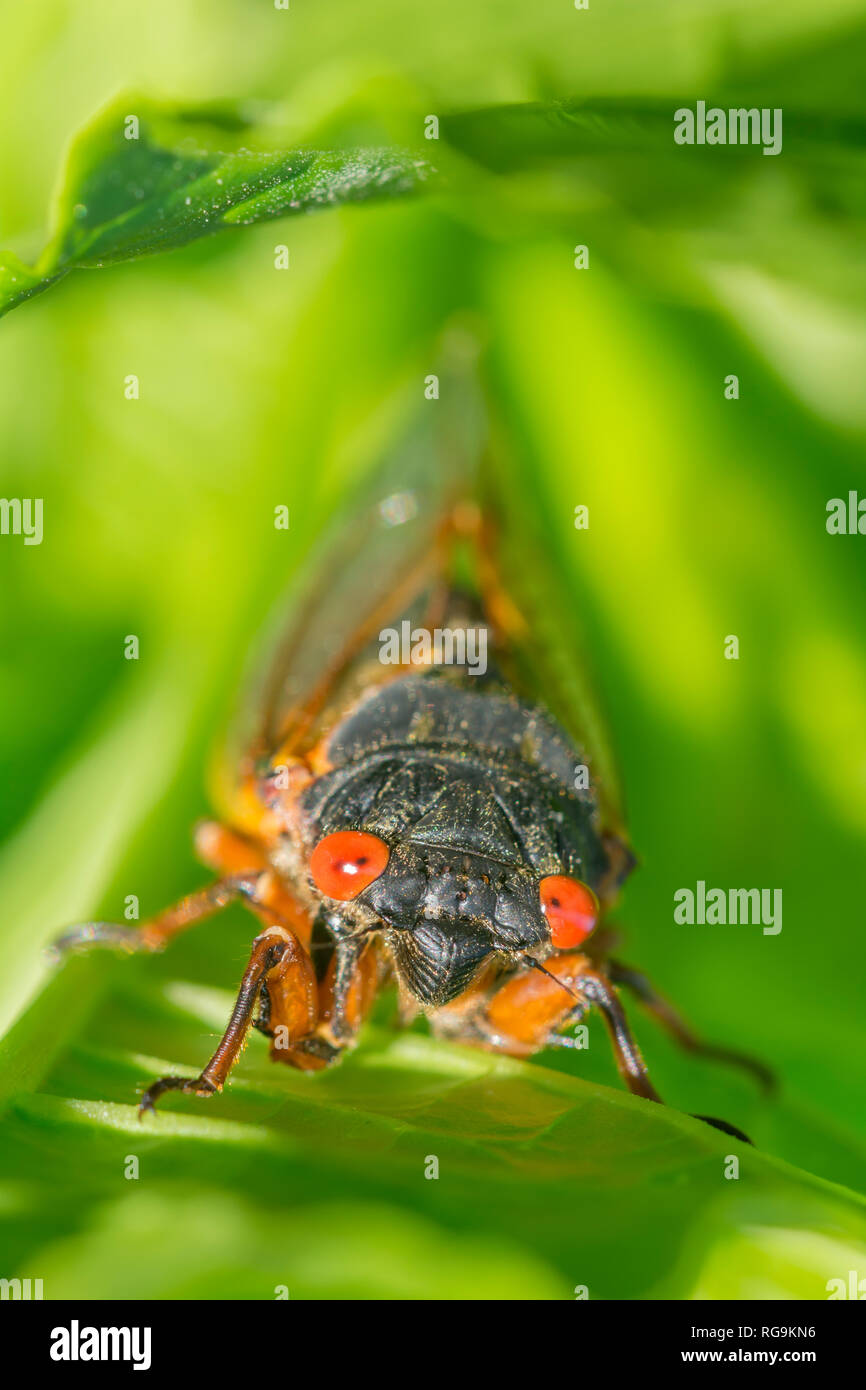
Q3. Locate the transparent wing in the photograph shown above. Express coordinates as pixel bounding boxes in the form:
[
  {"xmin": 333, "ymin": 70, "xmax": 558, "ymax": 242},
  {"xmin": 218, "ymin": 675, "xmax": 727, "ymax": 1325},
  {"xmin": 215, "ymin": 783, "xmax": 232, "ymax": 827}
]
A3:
[
  {"xmin": 476, "ymin": 455, "xmax": 629, "ymax": 840},
  {"xmin": 215, "ymin": 399, "xmax": 628, "ymax": 845},
  {"xmin": 221, "ymin": 414, "xmax": 470, "ymax": 788}
]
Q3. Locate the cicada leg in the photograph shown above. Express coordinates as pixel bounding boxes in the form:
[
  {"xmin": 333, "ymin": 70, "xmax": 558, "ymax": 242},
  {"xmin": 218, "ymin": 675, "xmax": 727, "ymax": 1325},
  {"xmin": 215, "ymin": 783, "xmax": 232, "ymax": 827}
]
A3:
[
  {"xmin": 50, "ymin": 821, "xmax": 312, "ymax": 956},
  {"xmin": 139, "ymin": 923, "xmax": 318, "ymax": 1113},
  {"xmin": 573, "ymin": 970, "xmax": 663, "ymax": 1103},
  {"xmin": 437, "ymin": 951, "xmax": 660, "ymax": 1103},
  {"xmin": 317, "ymin": 937, "xmax": 382, "ymax": 1045},
  {"xmin": 193, "ymin": 819, "xmax": 270, "ymax": 876},
  {"xmin": 470, "ymin": 956, "xmax": 754, "ymax": 1142},
  {"xmin": 51, "ymin": 872, "xmax": 266, "ymax": 957},
  {"xmin": 50, "ymin": 818, "xmax": 330, "ymax": 1105},
  {"xmin": 250, "ymin": 920, "xmax": 330, "ymax": 1073},
  {"xmin": 608, "ymin": 959, "xmax": 776, "ymax": 1095}
]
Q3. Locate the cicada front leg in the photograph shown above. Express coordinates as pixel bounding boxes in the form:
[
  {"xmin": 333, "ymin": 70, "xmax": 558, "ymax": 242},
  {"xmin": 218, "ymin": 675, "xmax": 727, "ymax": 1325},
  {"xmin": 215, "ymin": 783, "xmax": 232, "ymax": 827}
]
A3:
[
  {"xmin": 51, "ymin": 871, "xmax": 266, "ymax": 957},
  {"xmin": 470, "ymin": 954, "xmax": 663, "ymax": 1103},
  {"xmin": 317, "ymin": 936, "xmax": 382, "ymax": 1045},
  {"xmin": 464, "ymin": 955, "xmax": 755, "ymax": 1143},
  {"xmin": 51, "ymin": 820, "xmax": 261, "ymax": 957},
  {"xmin": 50, "ymin": 819, "xmax": 313, "ymax": 958},
  {"xmin": 50, "ymin": 816, "xmax": 331, "ymax": 1108},
  {"xmin": 139, "ymin": 922, "xmax": 318, "ymax": 1112}
]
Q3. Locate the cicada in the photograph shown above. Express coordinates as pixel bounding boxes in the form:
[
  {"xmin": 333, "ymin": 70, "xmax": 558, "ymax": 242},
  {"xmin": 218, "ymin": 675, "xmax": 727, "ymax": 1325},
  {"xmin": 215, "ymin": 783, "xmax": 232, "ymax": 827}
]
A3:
[{"xmin": 55, "ymin": 439, "xmax": 771, "ymax": 1137}]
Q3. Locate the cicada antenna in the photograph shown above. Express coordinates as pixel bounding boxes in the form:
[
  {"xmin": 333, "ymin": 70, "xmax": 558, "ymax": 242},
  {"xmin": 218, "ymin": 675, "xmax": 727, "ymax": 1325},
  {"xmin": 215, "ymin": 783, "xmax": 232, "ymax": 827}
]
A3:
[{"xmin": 521, "ymin": 953, "xmax": 581, "ymax": 1002}]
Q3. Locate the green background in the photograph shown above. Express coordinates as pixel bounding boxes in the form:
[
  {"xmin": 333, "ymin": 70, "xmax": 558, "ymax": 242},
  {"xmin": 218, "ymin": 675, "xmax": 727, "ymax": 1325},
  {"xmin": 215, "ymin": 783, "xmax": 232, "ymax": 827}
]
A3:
[{"xmin": 0, "ymin": 0, "xmax": 864, "ymax": 1300}]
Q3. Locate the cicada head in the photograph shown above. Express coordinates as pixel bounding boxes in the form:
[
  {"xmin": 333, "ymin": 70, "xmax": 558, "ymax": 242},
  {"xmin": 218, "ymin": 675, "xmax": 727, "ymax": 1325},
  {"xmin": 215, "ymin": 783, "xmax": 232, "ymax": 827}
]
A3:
[
  {"xmin": 307, "ymin": 848, "xmax": 603, "ymax": 1018},
  {"xmin": 301, "ymin": 742, "xmax": 608, "ymax": 1007},
  {"xmin": 308, "ymin": 830, "xmax": 551, "ymax": 1005}
]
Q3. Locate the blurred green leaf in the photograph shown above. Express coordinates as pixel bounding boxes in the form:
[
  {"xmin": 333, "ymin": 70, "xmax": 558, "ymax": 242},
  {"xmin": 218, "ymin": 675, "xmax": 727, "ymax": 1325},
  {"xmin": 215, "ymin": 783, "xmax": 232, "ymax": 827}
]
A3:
[
  {"xmin": 1, "ymin": 965, "xmax": 865, "ymax": 1300},
  {"xmin": 0, "ymin": 97, "xmax": 433, "ymax": 320},
  {"xmin": 441, "ymin": 97, "xmax": 866, "ymax": 314}
]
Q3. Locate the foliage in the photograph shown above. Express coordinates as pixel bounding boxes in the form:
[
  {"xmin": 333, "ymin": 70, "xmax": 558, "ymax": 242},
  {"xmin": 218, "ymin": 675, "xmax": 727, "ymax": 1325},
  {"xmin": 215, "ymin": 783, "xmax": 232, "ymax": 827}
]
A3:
[
  {"xmin": 0, "ymin": 99, "xmax": 432, "ymax": 318},
  {"xmin": 1, "ymin": 0, "xmax": 865, "ymax": 1299}
]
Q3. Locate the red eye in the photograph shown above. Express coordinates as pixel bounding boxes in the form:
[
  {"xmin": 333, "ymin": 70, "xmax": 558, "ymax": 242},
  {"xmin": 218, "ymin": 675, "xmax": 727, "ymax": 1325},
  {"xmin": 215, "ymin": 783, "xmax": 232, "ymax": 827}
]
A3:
[
  {"xmin": 310, "ymin": 831, "xmax": 389, "ymax": 901},
  {"xmin": 540, "ymin": 875, "xmax": 599, "ymax": 948}
]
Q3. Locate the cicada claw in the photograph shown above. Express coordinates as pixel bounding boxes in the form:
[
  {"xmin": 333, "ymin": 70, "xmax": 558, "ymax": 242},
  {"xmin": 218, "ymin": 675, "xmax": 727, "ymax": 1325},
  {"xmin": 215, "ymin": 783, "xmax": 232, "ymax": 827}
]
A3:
[
  {"xmin": 692, "ymin": 1114, "xmax": 754, "ymax": 1145},
  {"xmin": 138, "ymin": 1074, "xmax": 219, "ymax": 1118}
]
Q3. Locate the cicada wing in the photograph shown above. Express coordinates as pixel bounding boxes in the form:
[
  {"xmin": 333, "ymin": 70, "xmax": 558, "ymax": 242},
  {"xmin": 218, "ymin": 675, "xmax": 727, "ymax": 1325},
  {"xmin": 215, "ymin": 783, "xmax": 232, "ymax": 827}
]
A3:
[
  {"xmin": 477, "ymin": 458, "xmax": 630, "ymax": 843},
  {"xmin": 214, "ymin": 396, "xmax": 627, "ymax": 851},
  {"xmin": 218, "ymin": 419, "xmax": 470, "ymax": 809}
]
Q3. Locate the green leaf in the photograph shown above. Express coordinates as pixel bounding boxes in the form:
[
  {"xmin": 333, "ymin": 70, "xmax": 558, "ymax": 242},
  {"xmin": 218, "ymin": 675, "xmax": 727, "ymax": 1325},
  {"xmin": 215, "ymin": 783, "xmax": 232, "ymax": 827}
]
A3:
[
  {"xmin": 0, "ymin": 97, "xmax": 433, "ymax": 320},
  {"xmin": 440, "ymin": 97, "xmax": 866, "ymax": 312},
  {"xmin": 2, "ymin": 967, "xmax": 865, "ymax": 1299},
  {"xmin": 0, "ymin": 251, "xmax": 60, "ymax": 316}
]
